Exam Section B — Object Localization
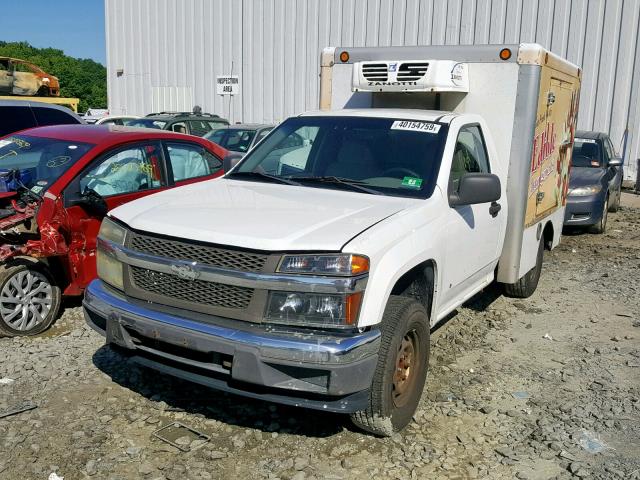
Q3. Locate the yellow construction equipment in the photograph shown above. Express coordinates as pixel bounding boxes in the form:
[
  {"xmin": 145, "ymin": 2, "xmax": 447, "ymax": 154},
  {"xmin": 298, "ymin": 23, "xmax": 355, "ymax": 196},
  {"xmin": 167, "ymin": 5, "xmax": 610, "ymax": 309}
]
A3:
[{"xmin": 0, "ymin": 95, "xmax": 79, "ymax": 112}]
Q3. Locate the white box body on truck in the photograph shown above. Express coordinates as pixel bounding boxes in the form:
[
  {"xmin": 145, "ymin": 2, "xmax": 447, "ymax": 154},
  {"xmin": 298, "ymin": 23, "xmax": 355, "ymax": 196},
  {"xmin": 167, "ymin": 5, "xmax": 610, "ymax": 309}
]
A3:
[{"xmin": 84, "ymin": 44, "xmax": 580, "ymax": 435}]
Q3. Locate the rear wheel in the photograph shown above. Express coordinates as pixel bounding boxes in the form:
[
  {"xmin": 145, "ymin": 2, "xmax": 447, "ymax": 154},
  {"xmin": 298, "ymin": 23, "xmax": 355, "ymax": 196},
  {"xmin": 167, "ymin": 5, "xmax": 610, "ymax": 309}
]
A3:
[
  {"xmin": 504, "ymin": 235, "xmax": 544, "ymax": 298},
  {"xmin": 350, "ymin": 296, "xmax": 430, "ymax": 436},
  {"xmin": 608, "ymin": 188, "xmax": 620, "ymax": 213},
  {"xmin": 0, "ymin": 263, "xmax": 61, "ymax": 337},
  {"xmin": 589, "ymin": 195, "xmax": 609, "ymax": 234}
]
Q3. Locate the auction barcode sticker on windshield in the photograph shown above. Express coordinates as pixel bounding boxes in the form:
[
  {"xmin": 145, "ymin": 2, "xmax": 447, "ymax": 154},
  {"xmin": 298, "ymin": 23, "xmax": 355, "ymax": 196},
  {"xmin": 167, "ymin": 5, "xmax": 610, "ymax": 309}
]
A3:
[{"xmin": 391, "ymin": 120, "xmax": 441, "ymax": 133}]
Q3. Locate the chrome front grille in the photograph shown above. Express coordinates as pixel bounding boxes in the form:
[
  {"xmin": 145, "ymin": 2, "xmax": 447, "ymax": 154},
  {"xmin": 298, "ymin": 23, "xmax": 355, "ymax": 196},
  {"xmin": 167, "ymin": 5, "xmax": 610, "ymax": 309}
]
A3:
[
  {"xmin": 130, "ymin": 266, "xmax": 253, "ymax": 310},
  {"xmin": 129, "ymin": 232, "xmax": 268, "ymax": 272}
]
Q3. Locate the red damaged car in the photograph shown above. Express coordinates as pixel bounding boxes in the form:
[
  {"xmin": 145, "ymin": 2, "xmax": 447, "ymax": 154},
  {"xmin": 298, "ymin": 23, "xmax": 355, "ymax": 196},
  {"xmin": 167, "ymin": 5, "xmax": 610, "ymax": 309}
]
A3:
[{"xmin": 0, "ymin": 125, "xmax": 227, "ymax": 336}]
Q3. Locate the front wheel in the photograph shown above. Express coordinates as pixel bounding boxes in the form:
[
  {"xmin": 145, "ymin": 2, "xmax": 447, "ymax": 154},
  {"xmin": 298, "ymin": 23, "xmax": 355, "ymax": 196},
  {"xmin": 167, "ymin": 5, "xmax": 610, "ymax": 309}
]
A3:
[
  {"xmin": 589, "ymin": 195, "xmax": 609, "ymax": 234},
  {"xmin": 608, "ymin": 188, "xmax": 621, "ymax": 213},
  {"xmin": 350, "ymin": 296, "xmax": 430, "ymax": 436},
  {"xmin": 0, "ymin": 263, "xmax": 61, "ymax": 337}
]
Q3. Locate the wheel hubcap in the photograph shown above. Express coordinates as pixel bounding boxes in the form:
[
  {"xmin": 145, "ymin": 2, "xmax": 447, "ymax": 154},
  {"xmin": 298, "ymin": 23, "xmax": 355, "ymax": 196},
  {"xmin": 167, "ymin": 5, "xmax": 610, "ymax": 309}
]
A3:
[
  {"xmin": 0, "ymin": 270, "xmax": 53, "ymax": 331},
  {"xmin": 393, "ymin": 330, "xmax": 419, "ymax": 408}
]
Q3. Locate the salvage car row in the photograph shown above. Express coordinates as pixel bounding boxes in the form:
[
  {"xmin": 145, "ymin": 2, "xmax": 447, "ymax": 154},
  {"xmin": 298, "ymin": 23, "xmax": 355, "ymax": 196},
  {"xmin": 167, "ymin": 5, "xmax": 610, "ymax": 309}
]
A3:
[{"xmin": 0, "ymin": 43, "xmax": 626, "ymax": 437}]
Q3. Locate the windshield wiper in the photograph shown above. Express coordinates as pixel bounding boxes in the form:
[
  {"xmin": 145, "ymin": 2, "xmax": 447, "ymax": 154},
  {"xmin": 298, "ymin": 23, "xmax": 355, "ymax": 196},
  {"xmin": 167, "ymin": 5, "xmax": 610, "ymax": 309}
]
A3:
[
  {"xmin": 228, "ymin": 171, "xmax": 301, "ymax": 186},
  {"xmin": 287, "ymin": 176, "xmax": 385, "ymax": 196}
]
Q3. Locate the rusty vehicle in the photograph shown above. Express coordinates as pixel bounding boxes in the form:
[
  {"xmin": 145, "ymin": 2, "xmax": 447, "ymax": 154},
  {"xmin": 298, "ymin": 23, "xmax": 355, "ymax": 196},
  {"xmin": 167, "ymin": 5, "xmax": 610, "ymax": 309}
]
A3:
[
  {"xmin": 0, "ymin": 57, "xmax": 60, "ymax": 97},
  {"xmin": 0, "ymin": 125, "xmax": 228, "ymax": 336}
]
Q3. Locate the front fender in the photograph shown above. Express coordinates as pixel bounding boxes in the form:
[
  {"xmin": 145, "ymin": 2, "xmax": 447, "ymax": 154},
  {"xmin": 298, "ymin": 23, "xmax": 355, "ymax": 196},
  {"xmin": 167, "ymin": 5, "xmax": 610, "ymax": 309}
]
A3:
[{"xmin": 344, "ymin": 195, "xmax": 446, "ymax": 328}]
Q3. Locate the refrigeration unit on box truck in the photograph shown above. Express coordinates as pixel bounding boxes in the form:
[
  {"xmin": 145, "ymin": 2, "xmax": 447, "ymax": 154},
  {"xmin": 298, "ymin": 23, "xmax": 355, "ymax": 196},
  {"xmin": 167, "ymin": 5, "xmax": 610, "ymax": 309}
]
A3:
[{"xmin": 83, "ymin": 44, "xmax": 580, "ymax": 436}]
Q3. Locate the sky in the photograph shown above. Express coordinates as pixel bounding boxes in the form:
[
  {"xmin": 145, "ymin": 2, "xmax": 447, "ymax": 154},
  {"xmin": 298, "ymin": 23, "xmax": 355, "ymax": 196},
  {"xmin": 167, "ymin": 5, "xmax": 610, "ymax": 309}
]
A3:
[{"xmin": 1, "ymin": 0, "xmax": 106, "ymax": 64}]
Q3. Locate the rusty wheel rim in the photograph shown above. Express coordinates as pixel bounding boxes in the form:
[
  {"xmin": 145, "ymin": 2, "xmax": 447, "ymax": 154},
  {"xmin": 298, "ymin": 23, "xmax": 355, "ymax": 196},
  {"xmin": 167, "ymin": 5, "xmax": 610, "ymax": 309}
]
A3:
[{"xmin": 393, "ymin": 329, "xmax": 419, "ymax": 408}]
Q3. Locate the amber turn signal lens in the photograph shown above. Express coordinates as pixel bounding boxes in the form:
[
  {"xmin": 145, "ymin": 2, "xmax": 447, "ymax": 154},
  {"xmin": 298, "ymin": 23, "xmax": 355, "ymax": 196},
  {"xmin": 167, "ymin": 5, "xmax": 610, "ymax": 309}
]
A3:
[
  {"xmin": 339, "ymin": 51, "xmax": 350, "ymax": 62},
  {"xmin": 351, "ymin": 255, "xmax": 369, "ymax": 275},
  {"xmin": 499, "ymin": 48, "xmax": 512, "ymax": 60},
  {"xmin": 345, "ymin": 292, "xmax": 363, "ymax": 325}
]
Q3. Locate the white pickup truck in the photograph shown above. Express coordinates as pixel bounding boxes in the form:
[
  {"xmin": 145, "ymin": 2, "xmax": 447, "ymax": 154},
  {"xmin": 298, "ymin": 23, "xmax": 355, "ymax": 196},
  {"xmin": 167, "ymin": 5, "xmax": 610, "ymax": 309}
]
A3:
[{"xmin": 84, "ymin": 44, "xmax": 580, "ymax": 435}]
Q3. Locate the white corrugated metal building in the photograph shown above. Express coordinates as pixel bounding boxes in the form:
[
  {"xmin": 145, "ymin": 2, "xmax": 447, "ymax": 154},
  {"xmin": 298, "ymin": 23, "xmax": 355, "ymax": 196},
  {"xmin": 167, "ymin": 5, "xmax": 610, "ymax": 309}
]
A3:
[{"xmin": 105, "ymin": 0, "xmax": 640, "ymax": 181}]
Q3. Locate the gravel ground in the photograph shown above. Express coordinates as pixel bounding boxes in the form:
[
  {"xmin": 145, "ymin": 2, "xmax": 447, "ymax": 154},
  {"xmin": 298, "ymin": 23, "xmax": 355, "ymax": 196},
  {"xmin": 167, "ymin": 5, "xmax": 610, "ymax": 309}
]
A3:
[{"xmin": 1, "ymin": 193, "xmax": 639, "ymax": 480}]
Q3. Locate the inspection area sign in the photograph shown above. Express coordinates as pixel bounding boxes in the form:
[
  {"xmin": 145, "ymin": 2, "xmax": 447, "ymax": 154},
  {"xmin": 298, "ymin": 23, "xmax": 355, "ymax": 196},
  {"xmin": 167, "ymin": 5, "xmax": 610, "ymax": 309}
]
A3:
[{"xmin": 216, "ymin": 75, "xmax": 239, "ymax": 95}]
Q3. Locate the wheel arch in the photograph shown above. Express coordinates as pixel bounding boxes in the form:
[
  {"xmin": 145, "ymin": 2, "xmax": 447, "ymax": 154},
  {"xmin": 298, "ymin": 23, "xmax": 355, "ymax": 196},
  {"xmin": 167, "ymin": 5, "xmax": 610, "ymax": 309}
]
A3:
[
  {"xmin": 388, "ymin": 259, "xmax": 437, "ymax": 324},
  {"xmin": 542, "ymin": 220, "xmax": 554, "ymax": 250}
]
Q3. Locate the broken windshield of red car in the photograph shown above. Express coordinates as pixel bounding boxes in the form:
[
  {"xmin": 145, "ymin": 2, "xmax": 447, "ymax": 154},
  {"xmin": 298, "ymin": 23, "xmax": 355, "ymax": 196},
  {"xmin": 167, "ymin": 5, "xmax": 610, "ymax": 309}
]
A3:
[{"xmin": 0, "ymin": 135, "xmax": 94, "ymax": 194}]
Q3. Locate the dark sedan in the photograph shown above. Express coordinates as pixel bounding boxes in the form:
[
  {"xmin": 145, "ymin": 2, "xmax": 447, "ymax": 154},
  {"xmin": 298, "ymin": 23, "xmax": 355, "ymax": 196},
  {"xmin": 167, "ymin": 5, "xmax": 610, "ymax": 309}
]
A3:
[{"xmin": 564, "ymin": 131, "xmax": 623, "ymax": 233}]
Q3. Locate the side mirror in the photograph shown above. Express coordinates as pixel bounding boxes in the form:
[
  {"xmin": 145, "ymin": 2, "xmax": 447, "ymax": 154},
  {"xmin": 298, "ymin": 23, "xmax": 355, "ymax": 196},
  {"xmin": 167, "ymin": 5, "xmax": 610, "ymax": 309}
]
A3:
[
  {"xmin": 68, "ymin": 188, "xmax": 108, "ymax": 216},
  {"xmin": 449, "ymin": 173, "xmax": 501, "ymax": 207},
  {"xmin": 608, "ymin": 157, "xmax": 622, "ymax": 167},
  {"xmin": 223, "ymin": 152, "xmax": 244, "ymax": 173}
]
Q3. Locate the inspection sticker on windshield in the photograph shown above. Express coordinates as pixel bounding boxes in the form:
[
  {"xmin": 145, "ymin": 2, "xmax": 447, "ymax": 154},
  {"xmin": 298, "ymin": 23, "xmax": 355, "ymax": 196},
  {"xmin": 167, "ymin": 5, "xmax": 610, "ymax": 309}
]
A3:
[
  {"xmin": 391, "ymin": 120, "xmax": 441, "ymax": 134},
  {"xmin": 401, "ymin": 176, "xmax": 423, "ymax": 189}
]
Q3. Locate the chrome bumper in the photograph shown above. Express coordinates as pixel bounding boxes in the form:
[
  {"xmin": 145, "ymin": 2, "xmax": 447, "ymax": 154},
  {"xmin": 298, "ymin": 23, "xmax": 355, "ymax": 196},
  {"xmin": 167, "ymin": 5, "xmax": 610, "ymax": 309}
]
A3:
[{"xmin": 83, "ymin": 280, "xmax": 380, "ymax": 412}]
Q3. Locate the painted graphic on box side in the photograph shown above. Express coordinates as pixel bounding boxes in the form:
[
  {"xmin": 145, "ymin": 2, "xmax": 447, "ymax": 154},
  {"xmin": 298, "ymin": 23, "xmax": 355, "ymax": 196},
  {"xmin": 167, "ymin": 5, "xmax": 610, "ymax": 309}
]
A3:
[{"xmin": 525, "ymin": 67, "xmax": 580, "ymax": 227}]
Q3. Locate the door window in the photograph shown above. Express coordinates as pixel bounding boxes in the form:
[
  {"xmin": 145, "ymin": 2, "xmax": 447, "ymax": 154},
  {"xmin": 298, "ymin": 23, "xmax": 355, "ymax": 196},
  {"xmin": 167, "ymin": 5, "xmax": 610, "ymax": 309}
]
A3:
[
  {"xmin": 255, "ymin": 128, "xmax": 272, "ymax": 144},
  {"xmin": 33, "ymin": 107, "xmax": 79, "ymax": 127},
  {"xmin": 603, "ymin": 138, "xmax": 616, "ymax": 164},
  {"xmin": 165, "ymin": 142, "xmax": 222, "ymax": 181},
  {"xmin": 0, "ymin": 106, "xmax": 36, "ymax": 137},
  {"xmin": 78, "ymin": 144, "xmax": 164, "ymax": 197},
  {"xmin": 450, "ymin": 125, "xmax": 490, "ymax": 191},
  {"xmin": 187, "ymin": 120, "xmax": 213, "ymax": 136}
]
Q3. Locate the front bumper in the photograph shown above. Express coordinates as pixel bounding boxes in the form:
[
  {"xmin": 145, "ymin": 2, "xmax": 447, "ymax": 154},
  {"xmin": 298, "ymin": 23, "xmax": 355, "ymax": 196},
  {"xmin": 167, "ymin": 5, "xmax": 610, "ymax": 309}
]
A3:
[
  {"xmin": 83, "ymin": 279, "xmax": 380, "ymax": 413},
  {"xmin": 563, "ymin": 193, "xmax": 605, "ymax": 226}
]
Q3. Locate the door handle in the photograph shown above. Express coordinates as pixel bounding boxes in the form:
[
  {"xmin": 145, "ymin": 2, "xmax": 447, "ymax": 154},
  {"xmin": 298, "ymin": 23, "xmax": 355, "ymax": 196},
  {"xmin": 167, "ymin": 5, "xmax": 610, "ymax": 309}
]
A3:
[{"xmin": 489, "ymin": 202, "xmax": 501, "ymax": 217}]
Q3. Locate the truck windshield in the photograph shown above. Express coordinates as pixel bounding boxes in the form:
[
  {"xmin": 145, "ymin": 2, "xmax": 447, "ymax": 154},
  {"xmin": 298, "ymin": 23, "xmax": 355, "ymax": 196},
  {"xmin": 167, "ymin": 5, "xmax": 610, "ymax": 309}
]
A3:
[
  {"xmin": 0, "ymin": 135, "xmax": 94, "ymax": 193},
  {"xmin": 231, "ymin": 116, "xmax": 447, "ymax": 198}
]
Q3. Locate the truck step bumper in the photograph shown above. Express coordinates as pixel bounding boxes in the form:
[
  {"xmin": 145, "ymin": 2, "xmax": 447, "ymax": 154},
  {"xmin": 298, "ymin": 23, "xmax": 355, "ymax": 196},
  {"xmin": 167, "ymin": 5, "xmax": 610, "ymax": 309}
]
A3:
[{"xmin": 83, "ymin": 279, "xmax": 380, "ymax": 413}]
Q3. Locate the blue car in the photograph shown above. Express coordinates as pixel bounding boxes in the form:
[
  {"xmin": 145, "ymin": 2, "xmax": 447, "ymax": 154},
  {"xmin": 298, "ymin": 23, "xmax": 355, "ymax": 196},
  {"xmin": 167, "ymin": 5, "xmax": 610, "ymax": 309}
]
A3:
[{"xmin": 564, "ymin": 131, "xmax": 623, "ymax": 233}]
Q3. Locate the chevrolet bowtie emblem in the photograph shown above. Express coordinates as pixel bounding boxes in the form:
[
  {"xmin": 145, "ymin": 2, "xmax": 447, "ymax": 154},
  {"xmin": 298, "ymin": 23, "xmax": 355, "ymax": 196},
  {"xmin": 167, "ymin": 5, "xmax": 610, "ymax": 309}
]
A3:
[{"xmin": 171, "ymin": 264, "xmax": 199, "ymax": 281}]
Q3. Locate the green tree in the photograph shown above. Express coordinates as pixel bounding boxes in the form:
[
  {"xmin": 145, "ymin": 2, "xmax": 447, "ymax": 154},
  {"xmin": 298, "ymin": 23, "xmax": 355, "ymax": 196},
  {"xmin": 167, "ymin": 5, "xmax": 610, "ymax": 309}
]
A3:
[{"xmin": 0, "ymin": 41, "xmax": 106, "ymax": 112}]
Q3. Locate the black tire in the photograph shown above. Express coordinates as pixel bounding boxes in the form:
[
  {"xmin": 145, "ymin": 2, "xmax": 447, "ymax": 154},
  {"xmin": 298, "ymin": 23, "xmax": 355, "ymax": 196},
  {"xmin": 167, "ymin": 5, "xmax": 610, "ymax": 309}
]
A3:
[
  {"xmin": 608, "ymin": 188, "xmax": 620, "ymax": 213},
  {"xmin": 589, "ymin": 195, "xmax": 609, "ymax": 234},
  {"xmin": 0, "ymin": 262, "xmax": 61, "ymax": 337},
  {"xmin": 504, "ymin": 235, "xmax": 544, "ymax": 298},
  {"xmin": 350, "ymin": 296, "xmax": 430, "ymax": 436}
]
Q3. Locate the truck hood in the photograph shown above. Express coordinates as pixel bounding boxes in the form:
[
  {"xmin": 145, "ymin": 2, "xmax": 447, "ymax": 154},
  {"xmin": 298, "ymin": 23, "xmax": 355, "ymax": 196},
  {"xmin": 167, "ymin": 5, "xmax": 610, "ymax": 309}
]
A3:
[{"xmin": 110, "ymin": 179, "xmax": 417, "ymax": 251}]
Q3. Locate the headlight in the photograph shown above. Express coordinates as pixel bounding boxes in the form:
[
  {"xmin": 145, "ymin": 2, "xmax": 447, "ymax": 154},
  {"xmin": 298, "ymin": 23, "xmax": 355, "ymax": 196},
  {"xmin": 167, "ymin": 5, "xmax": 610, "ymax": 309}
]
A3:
[
  {"xmin": 99, "ymin": 216, "xmax": 127, "ymax": 245},
  {"xmin": 266, "ymin": 291, "xmax": 363, "ymax": 328},
  {"xmin": 97, "ymin": 217, "xmax": 127, "ymax": 290},
  {"xmin": 97, "ymin": 249, "xmax": 124, "ymax": 291},
  {"xmin": 568, "ymin": 185, "xmax": 602, "ymax": 196},
  {"xmin": 277, "ymin": 254, "xmax": 369, "ymax": 276}
]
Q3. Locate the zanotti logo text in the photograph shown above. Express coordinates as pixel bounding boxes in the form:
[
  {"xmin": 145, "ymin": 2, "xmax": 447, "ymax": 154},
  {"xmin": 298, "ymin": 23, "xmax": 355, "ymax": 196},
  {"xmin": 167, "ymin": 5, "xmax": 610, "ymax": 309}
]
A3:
[{"xmin": 367, "ymin": 81, "xmax": 418, "ymax": 86}]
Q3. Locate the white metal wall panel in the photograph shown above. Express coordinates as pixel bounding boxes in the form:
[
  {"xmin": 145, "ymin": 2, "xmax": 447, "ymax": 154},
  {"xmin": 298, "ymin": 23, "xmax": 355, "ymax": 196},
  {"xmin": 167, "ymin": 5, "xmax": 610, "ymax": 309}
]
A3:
[{"xmin": 106, "ymin": 0, "xmax": 640, "ymax": 180}]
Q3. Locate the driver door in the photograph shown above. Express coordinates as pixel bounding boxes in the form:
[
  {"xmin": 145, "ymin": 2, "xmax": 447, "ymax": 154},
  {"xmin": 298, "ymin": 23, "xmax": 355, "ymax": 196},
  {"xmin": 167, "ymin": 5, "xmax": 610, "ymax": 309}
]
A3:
[
  {"xmin": 62, "ymin": 142, "xmax": 168, "ymax": 292},
  {"xmin": 440, "ymin": 124, "xmax": 504, "ymax": 312}
]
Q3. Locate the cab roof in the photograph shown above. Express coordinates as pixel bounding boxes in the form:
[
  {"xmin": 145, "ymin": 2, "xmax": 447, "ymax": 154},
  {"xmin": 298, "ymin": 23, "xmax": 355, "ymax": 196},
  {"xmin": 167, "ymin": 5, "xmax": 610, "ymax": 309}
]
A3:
[
  {"xmin": 298, "ymin": 108, "xmax": 458, "ymax": 123},
  {"xmin": 13, "ymin": 124, "xmax": 207, "ymax": 145}
]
